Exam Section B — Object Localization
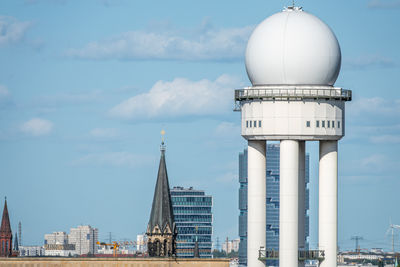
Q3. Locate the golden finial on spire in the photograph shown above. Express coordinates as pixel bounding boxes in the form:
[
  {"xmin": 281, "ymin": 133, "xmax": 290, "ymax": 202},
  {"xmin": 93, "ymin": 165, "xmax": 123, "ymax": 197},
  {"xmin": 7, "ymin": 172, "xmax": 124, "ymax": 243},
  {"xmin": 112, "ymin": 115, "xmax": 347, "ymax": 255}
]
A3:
[
  {"xmin": 161, "ymin": 129, "xmax": 165, "ymax": 142},
  {"xmin": 160, "ymin": 129, "xmax": 166, "ymax": 152}
]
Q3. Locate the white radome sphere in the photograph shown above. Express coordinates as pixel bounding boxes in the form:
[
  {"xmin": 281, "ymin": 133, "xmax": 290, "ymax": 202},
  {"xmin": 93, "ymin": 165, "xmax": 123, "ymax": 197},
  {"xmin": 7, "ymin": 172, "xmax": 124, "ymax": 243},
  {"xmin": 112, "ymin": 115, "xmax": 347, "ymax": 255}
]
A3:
[{"xmin": 245, "ymin": 7, "xmax": 341, "ymax": 86}]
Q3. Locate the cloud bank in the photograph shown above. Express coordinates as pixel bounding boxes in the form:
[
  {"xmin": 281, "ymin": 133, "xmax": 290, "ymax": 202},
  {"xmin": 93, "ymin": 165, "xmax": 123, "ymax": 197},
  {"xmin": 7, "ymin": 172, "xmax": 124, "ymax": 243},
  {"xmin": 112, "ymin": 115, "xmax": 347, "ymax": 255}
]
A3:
[
  {"xmin": 67, "ymin": 24, "xmax": 253, "ymax": 61},
  {"xmin": 109, "ymin": 74, "xmax": 240, "ymax": 119},
  {"xmin": 344, "ymin": 54, "xmax": 396, "ymax": 70},
  {"xmin": 20, "ymin": 118, "xmax": 53, "ymax": 136},
  {"xmin": 0, "ymin": 16, "xmax": 32, "ymax": 46},
  {"xmin": 368, "ymin": 0, "xmax": 400, "ymax": 8}
]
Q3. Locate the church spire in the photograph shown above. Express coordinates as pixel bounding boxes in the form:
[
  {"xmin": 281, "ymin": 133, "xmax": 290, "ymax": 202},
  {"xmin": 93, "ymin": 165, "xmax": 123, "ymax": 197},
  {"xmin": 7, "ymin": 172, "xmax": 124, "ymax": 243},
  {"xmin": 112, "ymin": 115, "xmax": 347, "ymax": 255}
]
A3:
[
  {"xmin": 0, "ymin": 197, "xmax": 11, "ymax": 235},
  {"xmin": 0, "ymin": 197, "xmax": 13, "ymax": 257},
  {"xmin": 146, "ymin": 131, "xmax": 176, "ymax": 257}
]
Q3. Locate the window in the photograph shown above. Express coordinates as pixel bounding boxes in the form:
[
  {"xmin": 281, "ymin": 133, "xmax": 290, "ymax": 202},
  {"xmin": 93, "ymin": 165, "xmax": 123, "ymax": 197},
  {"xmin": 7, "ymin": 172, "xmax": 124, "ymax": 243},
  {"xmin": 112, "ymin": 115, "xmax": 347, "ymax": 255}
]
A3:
[
  {"xmin": 332, "ymin": 121, "xmax": 335, "ymax": 128},
  {"xmin": 306, "ymin": 121, "xmax": 310, "ymax": 127},
  {"xmin": 259, "ymin": 120, "xmax": 262, "ymax": 127},
  {"xmin": 322, "ymin": 121, "xmax": 325, "ymax": 128},
  {"xmin": 254, "ymin": 120, "xmax": 257, "ymax": 128},
  {"xmin": 249, "ymin": 121, "xmax": 252, "ymax": 128},
  {"xmin": 316, "ymin": 120, "xmax": 320, "ymax": 128},
  {"xmin": 246, "ymin": 121, "xmax": 248, "ymax": 128},
  {"xmin": 338, "ymin": 121, "xmax": 341, "ymax": 128},
  {"xmin": 327, "ymin": 121, "xmax": 330, "ymax": 128}
]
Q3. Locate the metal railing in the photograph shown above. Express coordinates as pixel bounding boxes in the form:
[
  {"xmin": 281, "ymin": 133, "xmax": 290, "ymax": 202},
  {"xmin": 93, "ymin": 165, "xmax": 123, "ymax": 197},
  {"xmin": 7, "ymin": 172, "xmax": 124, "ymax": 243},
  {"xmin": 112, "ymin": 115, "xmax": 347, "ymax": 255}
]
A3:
[
  {"xmin": 258, "ymin": 247, "xmax": 325, "ymax": 262},
  {"xmin": 235, "ymin": 87, "xmax": 352, "ymax": 102}
]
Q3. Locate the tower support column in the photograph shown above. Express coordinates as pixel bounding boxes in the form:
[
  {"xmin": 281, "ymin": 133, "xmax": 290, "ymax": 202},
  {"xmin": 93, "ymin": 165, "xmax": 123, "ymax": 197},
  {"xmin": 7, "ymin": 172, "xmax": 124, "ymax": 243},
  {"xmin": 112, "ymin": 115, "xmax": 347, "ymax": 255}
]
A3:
[
  {"xmin": 298, "ymin": 141, "xmax": 306, "ymax": 267},
  {"xmin": 319, "ymin": 140, "xmax": 338, "ymax": 267},
  {"xmin": 280, "ymin": 140, "xmax": 299, "ymax": 267},
  {"xmin": 247, "ymin": 140, "xmax": 266, "ymax": 267}
]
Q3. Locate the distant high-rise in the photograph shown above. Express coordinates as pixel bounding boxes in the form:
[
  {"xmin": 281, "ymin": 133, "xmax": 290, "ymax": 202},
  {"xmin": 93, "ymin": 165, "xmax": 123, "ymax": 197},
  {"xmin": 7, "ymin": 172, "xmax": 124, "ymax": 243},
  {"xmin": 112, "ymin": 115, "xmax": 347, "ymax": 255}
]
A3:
[
  {"xmin": 68, "ymin": 225, "xmax": 98, "ymax": 255},
  {"xmin": 146, "ymin": 138, "xmax": 177, "ymax": 257},
  {"xmin": 0, "ymin": 197, "xmax": 12, "ymax": 257},
  {"xmin": 238, "ymin": 144, "xmax": 310, "ymax": 266},
  {"xmin": 171, "ymin": 186, "xmax": 213, "ymax": 258}
]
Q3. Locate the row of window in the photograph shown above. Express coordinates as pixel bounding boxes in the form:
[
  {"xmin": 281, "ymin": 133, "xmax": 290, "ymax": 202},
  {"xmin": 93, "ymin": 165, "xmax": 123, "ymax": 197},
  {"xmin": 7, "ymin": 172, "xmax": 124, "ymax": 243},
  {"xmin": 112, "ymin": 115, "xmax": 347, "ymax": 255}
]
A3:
[
  {"xmin": 172, "ymin": 197, "xmax": 211, "ymax": 202},
  {"xmin": 306, "ymin": 120, "xmax": 341, "ymax": 129},
  {"xmin": 246, "ymin": 120, "xmax": 341, "ymax": 129},
  {"xmin": 246, "ymin": 120, "xmax": 262, "ymax": 128}
]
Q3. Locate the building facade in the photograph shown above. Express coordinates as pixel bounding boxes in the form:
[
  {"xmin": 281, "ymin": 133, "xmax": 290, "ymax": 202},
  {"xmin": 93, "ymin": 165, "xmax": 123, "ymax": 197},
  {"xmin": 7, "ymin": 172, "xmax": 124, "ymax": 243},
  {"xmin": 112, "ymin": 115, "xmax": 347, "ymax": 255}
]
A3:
[
  {"xmin": 19, "ymin": 246, "xmax": 45, "ymax": 257},
  {"xmin": 44, "ymin": 232, "xmax": 69, "ymax": 245},
  {"xmin": 171, "ymin": 186, "xmax": 213, "ymax": 258},
  {"xmin": 68, "ymin": 225, "xmax": 98, "ymax": 255},
  {"xmin": 222, "ymin": 238, "xmax": 240, "ymax": 254},
  {"xmin": 44, "ymin": 231, "xmax": 76, "ymax": 256},
  {"xmin": 238, "ymin": 144, "xmax": 310, "ymax": 266},
  {"xmin": 136, "ymin": 234, "xmax": 147, "ymax": 253}
]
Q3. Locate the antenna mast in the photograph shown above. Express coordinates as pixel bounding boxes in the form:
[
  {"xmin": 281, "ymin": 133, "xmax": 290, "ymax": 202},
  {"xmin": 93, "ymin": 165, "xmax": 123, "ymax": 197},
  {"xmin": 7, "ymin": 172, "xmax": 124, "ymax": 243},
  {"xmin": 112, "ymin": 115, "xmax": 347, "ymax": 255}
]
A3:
[{"xmin": 351, "ymin": 236, "xmax": 363, "ymax": 253}]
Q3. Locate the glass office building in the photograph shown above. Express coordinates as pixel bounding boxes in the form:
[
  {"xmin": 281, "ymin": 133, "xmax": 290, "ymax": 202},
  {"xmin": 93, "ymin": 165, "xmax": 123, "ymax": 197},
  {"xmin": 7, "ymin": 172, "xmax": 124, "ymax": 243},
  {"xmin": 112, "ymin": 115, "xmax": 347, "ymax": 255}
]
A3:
[
  {"xmin": 238, "ymin": 143, "xmax": 310, "ymax": 266},
  {"xmin": 171, "ymin": 186, "xmax": 213, "ymax": 258}
]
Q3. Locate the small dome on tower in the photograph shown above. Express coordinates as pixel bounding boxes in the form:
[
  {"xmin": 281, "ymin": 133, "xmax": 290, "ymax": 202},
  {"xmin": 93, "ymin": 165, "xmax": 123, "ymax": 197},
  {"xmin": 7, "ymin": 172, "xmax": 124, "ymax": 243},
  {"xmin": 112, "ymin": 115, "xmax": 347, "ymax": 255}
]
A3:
[{"xmin": 245, "ymin": 7, "xmax": 341, "ymax": 86}]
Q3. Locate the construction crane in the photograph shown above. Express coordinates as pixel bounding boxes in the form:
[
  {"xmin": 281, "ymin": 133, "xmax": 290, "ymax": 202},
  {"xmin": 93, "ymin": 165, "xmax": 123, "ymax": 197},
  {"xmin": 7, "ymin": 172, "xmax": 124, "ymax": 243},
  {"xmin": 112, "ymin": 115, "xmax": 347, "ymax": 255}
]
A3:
[{"xmin": 97, "ymin": 241, "xmax": 120, "ymax": 257}]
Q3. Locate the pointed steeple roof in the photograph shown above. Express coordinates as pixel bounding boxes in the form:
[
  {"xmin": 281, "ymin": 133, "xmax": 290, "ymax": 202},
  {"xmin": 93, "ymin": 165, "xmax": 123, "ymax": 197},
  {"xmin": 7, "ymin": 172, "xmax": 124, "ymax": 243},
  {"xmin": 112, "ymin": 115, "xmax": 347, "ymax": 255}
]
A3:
[
  {"xmin": 0, "ymin": 197, "xmax": 11, "ymax": 234},
  {"xmin": 148, "ymin": 140, "xmax": 175, "ymax": 233},
  {"xmin": 14, "ymin": 232, "xmax": 19, "ymax": 251}
]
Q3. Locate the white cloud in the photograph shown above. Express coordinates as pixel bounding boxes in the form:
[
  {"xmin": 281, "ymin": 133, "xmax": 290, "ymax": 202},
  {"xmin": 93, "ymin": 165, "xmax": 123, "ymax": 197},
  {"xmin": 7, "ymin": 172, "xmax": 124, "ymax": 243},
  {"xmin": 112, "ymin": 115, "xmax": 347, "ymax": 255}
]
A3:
[
  {"xmin": 67, "ymin": 24, "xmax": 253, "ymax": 61},
  {"xmin": 89, "ymin": 128, "xmax": 119, "ymax": 139},
  {"xmin": 349, "ymin": 97, "xmax": 400, "ymax": 116},
  {"xmin": 20, "ymin": 118, "xmax": 53, "ymax": 136},
  {"xmin": 368, "ymin": 0, "xmax": 400, "ymax": 8},
  {"xmin": 109, "ymin": 74, "xmax": 240, "ymax": 119},
  {"xmin": 0, "ymin": 85, "xmax": 9, "ymax": 97},
  {"xmin": 370, "ymin": 135, "xmax": 400, "ymax": 144},
  {"xmin": 344, "ymin": 54, "xmax": 396, "ymax": 70},
  {"xmin": 72, "ymin": 152, "xmax": 153, "ymax": 167},
  {"xmin": 0, "ymin": 16, "xmax": 32, "ymax": 46}
]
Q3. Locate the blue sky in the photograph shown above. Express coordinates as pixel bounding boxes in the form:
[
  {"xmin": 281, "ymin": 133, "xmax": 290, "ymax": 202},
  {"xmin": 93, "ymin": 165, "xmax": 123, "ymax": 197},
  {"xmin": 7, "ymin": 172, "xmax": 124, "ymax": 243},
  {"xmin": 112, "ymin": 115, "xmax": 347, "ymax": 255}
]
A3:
[{"xmin": 0, "ymin": 0, "xmax": 399, "ymax": 252}]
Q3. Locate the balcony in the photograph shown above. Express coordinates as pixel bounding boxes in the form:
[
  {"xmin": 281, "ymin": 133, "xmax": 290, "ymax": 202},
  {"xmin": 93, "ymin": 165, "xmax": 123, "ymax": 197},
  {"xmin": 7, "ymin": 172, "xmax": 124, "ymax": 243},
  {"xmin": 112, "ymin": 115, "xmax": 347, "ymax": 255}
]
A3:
[
  {"xmin": 258, "ymin": 247, "xmax": 325, "ymax": 262},
  {"xmin": 234, "ymin": 86, "xmax": 352, "ymax": 111}
]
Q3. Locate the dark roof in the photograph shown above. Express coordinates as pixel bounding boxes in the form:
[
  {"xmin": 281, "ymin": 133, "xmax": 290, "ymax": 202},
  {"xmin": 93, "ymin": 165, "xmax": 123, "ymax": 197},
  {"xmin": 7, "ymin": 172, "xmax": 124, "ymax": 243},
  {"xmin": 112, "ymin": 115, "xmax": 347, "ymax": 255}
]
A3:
[
  {"xmin": 148, "ymin": 145, "xmax": 175, "ymax": 233},
  {"xmin": 0, "ymin": 198, "xmax": 11, "ymax": 234}
]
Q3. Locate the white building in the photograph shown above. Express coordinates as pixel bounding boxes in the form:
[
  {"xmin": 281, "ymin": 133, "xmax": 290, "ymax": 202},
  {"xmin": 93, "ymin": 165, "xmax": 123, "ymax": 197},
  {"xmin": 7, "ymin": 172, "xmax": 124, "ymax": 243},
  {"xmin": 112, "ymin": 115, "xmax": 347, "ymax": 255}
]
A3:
[
  {"xmin": 19, "ymin": 245, "xmax": 45, "ymax": 256},
  {"xmin": 44, "ymin": 231, "xmax": 68, "ymax": 245},
  {"xmin": 222, "ymin": 238, "xmax": 240, "ymax": 254},
  {"xmin": 68, "ymin": 225, "xmax": 98, "ymax": 255},
  {"xmin": 44, "ymin": 231, "xmax": 76, "ymax": 256},
  {"xmin": 44, "ymin": 244, "xmax": 76, "ymax": 257},
  {"xmin": 136, "ymin": 234, "xmax": 147, "ymax": 253}
]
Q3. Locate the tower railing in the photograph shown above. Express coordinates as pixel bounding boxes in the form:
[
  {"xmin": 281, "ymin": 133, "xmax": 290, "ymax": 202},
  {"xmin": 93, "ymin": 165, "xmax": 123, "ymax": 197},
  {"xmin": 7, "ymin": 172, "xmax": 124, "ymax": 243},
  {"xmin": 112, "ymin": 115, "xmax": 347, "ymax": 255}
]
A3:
[
  {"xmin": 258, "ymin": 247, "xmax": 325, "ymax": 262},
  {"xmin": 235, "ymin": 87, "xmax": 352, "ymax": 101}
]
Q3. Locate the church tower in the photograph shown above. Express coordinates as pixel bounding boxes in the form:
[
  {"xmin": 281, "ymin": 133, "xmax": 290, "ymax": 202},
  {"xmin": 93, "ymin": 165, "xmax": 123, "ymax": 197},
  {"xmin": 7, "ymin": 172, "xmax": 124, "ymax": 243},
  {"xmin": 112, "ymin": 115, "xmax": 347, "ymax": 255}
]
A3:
[
  {"xmin": 0, "ymin": 197, "xmax": 13, "ymax": 257},
  {"xmin": 146, "ymin": 133, "xmax": 176, "ymax": 257}
]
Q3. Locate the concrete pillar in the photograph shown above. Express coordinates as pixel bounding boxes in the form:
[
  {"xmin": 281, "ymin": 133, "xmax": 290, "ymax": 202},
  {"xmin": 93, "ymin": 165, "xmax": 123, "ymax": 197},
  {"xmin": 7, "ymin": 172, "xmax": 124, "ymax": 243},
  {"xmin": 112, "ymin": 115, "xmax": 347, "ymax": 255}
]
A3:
[
  {"xmin": 247, "ymin": 140, "xmax": 266, "ymax": 267},
  {"xmin": 280, "ymin": 140, "xmax": 299, "ymax": 267},
  {"xmin": 298, "ymin": 141, "xmax": 306, "ymax": 267},
  {"xmin": 319, "ymin": 141, "xmax": 338, "ymax": 267}
]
